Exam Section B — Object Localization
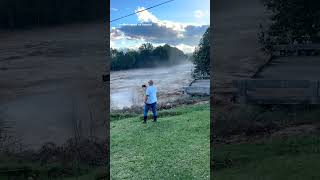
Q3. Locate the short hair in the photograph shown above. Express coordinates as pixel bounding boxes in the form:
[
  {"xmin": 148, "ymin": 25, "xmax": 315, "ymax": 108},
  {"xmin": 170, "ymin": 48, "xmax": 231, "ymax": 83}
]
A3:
[{"xmin": 148, "ymin": 80, "xmax": 154, "ymax": 85}]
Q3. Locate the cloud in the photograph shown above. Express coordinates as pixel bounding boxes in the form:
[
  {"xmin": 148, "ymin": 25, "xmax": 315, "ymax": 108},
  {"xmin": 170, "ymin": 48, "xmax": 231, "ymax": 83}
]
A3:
[
  {"xmin": 174, "ymin": 44, "xmax": 196, "ymax": 53},
  {"xmin": 135, "ymin": 7, "xmax": 186, "ymax": 32},
  {"xmin": 111, "ymin": 7, "xmax": 209, "ymax": 52},
  {"xmin": 111, "ymin": 22, "xmax": 208, "ymax": 46},
  {"xmin": 110, "ymin": 41, "xmax": 115, "ymax": 48},
  {"xmin": 110, "ymin": 29, "xmax": 126, "ymax": 40},
  {"xmin": 135, "ymin": 7, "xmax": 158, "ymax": 23},
  {"xmin": 111, "ymin": 8, "xmax": 118, "ymax": 11},
  {"xmin": 194, "ymin": 10, "xmax": 205, "ymax": 18}
]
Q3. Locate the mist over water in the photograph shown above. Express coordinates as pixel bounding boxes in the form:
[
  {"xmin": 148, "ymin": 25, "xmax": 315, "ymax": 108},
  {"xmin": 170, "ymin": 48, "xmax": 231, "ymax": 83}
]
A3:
[{"xmin": 111, "ymin": 62, "xmax": 194, "ymax": 110}]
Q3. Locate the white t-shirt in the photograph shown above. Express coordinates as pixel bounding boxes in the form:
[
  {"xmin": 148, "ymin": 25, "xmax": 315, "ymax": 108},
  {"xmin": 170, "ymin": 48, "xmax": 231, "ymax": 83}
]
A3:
[{"xmin": 146, "ymin": 85, "xmax": 157, "ymax": 104}]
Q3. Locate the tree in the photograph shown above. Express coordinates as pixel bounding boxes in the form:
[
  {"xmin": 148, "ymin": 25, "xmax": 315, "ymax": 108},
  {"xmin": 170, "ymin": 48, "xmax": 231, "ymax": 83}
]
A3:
[
  {"xmin": 138, "ymin": 43, "xmax": 154, "ymax": 52},
  {"xmin": 153, "ymin": 45, "xmax": 169, "ymax": 60},
  {"xmin": 259, "ymin": 0, "xmax": 320, "ymax": 51},
  {"xmin": 110, "ymin": 43, "xmax": 187, "ymax": 71},
  {"xmin": 192, "ymin": 26, "xmax": 210, "ymax": 79}
]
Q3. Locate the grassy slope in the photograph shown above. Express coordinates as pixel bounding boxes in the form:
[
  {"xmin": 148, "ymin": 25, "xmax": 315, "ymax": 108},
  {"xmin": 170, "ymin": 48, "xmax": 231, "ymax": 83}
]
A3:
[
  {"xmin": 111, "ymin": 103, "xmax": 210, "ymax": 180},
  {"xmin": 213, "ymin": 135, "xmax": 320, "ymax": 180},
  {"xmin": 213, "ymin": 105, "xmax": 320, "ymax": 180},
  {"xmin": 0, "ymin": 156, "xmax": 107, "ymax": 180}
]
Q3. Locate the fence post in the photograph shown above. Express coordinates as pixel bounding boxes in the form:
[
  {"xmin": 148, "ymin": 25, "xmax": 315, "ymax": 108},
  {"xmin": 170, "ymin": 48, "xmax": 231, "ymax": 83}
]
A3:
[
  {"xmin": 309, "ymin": 80, "xmax": 319, "ymax": 104},
  {"xmin": 239, "ymin": 80, "xmax": 247, "ymax": 104}
]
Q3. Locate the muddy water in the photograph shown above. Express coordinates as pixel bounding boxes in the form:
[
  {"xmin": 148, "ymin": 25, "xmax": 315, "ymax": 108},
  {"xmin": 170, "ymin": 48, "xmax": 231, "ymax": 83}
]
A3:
[{"xmin": 111, "ymin": 63, "xmax": 194, "ymax": 110}]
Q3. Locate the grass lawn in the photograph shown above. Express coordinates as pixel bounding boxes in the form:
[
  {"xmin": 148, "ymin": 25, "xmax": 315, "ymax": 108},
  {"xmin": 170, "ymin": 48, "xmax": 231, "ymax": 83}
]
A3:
[
  {"xmin": 213, "ymin": 135, "xmax": 320, "ymax": 180},
  {"xmin": 213, "ymin": 104, "xmax": 320, "ymax": 180},
  {"xmin": 110, "ymin": 103, "xmax": 210, "ymax": 180},
  {"xmin": 0, "ymin": 152, "xmax": 108, "ymax": 180},
  {"xmin": 0, "ymin": 161, "xmax": 107, "ymax": 180}
]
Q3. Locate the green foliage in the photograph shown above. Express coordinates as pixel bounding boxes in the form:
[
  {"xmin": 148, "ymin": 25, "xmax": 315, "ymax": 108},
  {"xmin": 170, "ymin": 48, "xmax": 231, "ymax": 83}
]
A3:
[
  {"xmin": 0, "ymin": 0, "xmax": 105, "ymax": 29},
  {"xmin": 259, "ymin": 0, "xmax": 320, "ymax": 51},
  {"xmin": 111, "ymin": 43, "xmax": 187, "ymax": 71},
  {"xmin": 192, "ymin": 26, "xmax": 210, "ymax": 79}
]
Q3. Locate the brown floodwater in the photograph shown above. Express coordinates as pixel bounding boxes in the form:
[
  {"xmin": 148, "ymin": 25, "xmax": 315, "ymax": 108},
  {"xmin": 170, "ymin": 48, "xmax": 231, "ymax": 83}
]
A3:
[{"xmin": 110, "ymin": 63, "xmax": 194, "ymax": 110}]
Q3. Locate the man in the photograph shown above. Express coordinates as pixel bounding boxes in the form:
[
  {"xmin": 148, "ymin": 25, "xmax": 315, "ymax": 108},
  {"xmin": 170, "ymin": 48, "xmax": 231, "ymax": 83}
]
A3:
[{"xmin": 143, "ymin": 80, "xmax": 157, "ymax": 123}]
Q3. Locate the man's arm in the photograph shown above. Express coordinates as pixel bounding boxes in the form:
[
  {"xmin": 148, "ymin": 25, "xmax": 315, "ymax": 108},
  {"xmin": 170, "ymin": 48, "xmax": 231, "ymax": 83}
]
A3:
[
  {"xmin": 144, "ymin": 95, "xmax": 148, "ymax": 103},
  {"xmin": 145, "ymin": 88, "xmax": 150, "ymax": 103}
]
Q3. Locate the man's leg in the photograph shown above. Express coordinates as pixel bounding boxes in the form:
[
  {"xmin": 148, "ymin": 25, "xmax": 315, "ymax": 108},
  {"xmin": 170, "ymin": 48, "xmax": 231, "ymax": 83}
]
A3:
[
  {"xmin": 151, "ymin": 102, "xmax": 157, "ymax": 122},
  {"xmin": 143, "ymin": 104, "xmax": 149, "ymax": 123}
]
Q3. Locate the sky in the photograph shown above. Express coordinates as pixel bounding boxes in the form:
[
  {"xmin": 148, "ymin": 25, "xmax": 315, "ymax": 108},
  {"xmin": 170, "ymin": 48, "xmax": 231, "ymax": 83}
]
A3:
[{"xmin": 110, "ymin": 0, "xmax": 210, "ymax": 53}]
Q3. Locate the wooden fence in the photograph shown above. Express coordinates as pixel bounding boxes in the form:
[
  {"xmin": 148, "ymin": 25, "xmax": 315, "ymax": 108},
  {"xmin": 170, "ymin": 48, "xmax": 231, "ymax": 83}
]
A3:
[{"xmin": 233, "ymin": 80, "xmax": 320, "ymax": 104}]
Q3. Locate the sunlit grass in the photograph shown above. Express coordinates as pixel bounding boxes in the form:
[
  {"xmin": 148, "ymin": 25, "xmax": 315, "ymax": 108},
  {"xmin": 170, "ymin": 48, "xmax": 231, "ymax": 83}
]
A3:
[{"xmin": 111, "ymin": 103, "xmax": 210, "ymax": 179}]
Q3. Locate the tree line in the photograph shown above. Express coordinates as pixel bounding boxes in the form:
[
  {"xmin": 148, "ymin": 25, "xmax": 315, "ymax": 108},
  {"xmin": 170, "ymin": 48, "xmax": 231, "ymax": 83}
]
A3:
[
  {"xmin": 111, "ymin": 43, "xmax": 188, "ymax": 71},
  {"xmin": 259, "ymin": 0, "xmax": 320, "ymax": 51},
  {"xmin": 0, "ymin": 0, "xmax": 105, "ymax": 29}
]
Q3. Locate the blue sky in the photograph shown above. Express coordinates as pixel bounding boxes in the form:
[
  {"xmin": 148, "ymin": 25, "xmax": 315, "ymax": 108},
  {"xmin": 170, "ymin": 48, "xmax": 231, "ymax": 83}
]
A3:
[{"xmin": 110, "ymin": 0, "xmax": 210, "ymax": 53}]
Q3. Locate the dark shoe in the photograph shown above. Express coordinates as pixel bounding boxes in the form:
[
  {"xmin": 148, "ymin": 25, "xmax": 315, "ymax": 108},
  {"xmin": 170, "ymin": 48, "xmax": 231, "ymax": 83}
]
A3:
[
  {"xmin": 153, "ymin": 116, "xmax": 157, "ymax": 122},
  {"xmin": 143, "ymin": 116, "xmax": 147, "ymax": 123}
]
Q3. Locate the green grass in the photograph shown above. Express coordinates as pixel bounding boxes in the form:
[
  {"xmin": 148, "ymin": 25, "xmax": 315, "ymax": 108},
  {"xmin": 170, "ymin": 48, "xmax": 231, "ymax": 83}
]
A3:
[
  {"xmin": 0, "ymin": 142, "xmax": 108, "ymax": 179},
  {"xmin": 111, "ymin": 103, "xmax": 210, "ymax": 180},
  {"xmin": 213, "ymin": 135, "xmax": 320, "ymax": 180},
  {"xmin": 0, "ymin": 157, "xmax": 107, "ymax": 180},
  {"xmin": 213, "ymin": 104, "xmax": 320, "ymax": 180}
]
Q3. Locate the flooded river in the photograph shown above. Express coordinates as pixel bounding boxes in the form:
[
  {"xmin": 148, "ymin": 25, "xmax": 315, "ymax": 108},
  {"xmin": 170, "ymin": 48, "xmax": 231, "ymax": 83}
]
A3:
[{"xmin": 111, "ymin": 63, "xmax": 194, "ymax": 110}]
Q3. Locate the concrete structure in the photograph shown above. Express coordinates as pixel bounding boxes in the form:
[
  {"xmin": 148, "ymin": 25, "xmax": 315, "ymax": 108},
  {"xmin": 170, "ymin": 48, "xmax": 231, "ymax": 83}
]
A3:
[{"xmin": 184, "ymin": 79, "xmax": 210, "ymax": 96}]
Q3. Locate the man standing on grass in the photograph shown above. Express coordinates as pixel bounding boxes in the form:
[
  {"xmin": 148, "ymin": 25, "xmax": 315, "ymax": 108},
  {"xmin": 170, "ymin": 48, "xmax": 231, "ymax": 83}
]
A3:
[{"xmin": 143, "ymin": 80, "xmax": 157, "ymax": 123}]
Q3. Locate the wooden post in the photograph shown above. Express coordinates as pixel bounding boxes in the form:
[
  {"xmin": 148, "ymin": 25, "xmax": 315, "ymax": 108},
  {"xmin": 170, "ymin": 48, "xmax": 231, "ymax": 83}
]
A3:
[{"xmin": 239, "ymin": 80, "xmax": 247, "ymax": 104}]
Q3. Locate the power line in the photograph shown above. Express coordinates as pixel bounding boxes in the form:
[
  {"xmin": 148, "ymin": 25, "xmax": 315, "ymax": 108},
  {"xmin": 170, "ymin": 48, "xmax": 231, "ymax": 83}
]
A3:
[{"xmin": 110, "ymin": 0, "xmax": 174, "ymax": 22}]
